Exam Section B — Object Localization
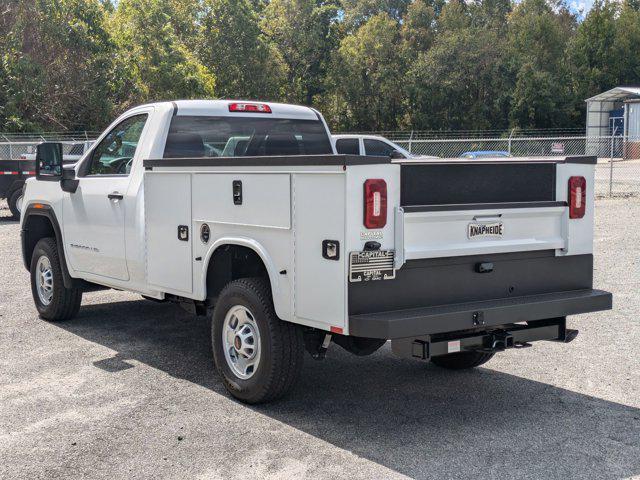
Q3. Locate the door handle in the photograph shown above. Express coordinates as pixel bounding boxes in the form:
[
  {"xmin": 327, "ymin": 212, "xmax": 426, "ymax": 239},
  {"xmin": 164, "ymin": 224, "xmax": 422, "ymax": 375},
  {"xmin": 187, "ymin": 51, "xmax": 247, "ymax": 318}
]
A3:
[{"xmin": 108, "ymin": 192, "xmax": 124, "ymax": 200}]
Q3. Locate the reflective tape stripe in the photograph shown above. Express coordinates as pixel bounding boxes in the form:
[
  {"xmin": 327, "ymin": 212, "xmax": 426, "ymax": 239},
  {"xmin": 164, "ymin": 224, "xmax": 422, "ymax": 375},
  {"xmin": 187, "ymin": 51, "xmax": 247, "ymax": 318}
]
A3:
[
  {"xmin": 1, "ymin": 171, "xmax": 19, "ymax": 175},
  {"xmin": 22, "ymin": 171, "xmax": 36, "ymax": 175}
]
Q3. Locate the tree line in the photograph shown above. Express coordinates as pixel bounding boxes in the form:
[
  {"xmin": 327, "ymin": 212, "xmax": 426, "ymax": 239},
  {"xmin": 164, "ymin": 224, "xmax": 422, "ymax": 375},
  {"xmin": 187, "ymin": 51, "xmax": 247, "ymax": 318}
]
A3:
[{"xmin": 1, "ymin": 0, "xmax": 639, "ymax": 133}]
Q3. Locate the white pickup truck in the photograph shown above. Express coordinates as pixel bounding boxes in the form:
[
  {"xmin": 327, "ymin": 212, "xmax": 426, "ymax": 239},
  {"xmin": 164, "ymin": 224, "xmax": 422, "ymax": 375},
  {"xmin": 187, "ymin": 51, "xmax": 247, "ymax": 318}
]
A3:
[{"xmin": 21, "ymin": 100, "xmax": 612, "ymax": 403}]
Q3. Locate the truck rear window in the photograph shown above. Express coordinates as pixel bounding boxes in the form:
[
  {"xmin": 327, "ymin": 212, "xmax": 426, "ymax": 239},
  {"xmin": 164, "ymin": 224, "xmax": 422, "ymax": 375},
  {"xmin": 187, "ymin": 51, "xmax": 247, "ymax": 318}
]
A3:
[{"xmin": 163, "ymin": 116, "xmax": 332, "ymax": 158}]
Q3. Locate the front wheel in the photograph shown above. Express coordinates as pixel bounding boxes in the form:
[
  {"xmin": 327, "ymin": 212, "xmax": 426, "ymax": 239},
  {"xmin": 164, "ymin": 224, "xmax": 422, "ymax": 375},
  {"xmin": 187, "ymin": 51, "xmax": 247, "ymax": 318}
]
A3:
[
  {"xmin": 430, "ymin": 351, "xmax": 494, "ymax": 370},
  {"xmin": 211, "ymin": 277, "xmax": 304, "ymax": 403},
  {"xmin": 30, "ymin": 238, "xmax": 82, "ymax": 321}
]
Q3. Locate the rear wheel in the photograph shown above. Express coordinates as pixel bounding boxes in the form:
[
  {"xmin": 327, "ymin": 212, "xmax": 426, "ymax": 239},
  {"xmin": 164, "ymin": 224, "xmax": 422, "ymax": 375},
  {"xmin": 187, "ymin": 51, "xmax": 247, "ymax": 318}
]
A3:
[
  {"xmin": 211, "ymin": 277, "xmax": 304, "ymax": 403},
  {"xmin": 431, "ymin": 351, "xmax": 494, "ymax": 370},
  {"xmin": 30, "ymin": 238, "xmax": 82, "ymax": 321},
  {"xmin": 8, "ymin": 189, "xmax": 22, "ymax": 219}
]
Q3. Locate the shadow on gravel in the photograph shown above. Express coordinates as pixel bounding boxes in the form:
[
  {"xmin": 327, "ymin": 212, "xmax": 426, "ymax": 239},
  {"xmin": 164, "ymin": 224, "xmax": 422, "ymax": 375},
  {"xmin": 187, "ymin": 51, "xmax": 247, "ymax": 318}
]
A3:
[{"xmin": 61, "ymin": 299, "xmax": 640, "ymax": 480}]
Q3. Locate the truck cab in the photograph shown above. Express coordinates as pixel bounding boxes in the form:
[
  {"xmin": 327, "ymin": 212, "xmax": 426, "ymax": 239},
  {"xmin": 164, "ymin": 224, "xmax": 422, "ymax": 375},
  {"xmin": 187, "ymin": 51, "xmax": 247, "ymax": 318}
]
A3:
[{"xmin": 20, "ymin": 100, "xmax": 612, "ymax": 403}]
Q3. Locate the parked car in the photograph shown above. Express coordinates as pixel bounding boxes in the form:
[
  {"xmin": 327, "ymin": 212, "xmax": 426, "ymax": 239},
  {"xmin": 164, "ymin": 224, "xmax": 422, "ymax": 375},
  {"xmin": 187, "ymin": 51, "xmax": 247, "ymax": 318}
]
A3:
[
  {"xmin": 21, "ymin": 100, "xmax": 611, "ymax": 403},
  {"xmin": 460, "ymin": 150, "xmax": 512, "ymax": 159},
  {"xmin": 333, "ymin": 134, "xmax": 438, "ymax": 160}
]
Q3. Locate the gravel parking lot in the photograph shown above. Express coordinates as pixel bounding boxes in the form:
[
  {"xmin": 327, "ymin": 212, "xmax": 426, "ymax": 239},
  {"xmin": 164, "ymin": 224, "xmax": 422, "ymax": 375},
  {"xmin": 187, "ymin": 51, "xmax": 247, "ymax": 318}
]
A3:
[{"xmin": 0, "ymin": 197, "xmax": 638, "ymax": 480}]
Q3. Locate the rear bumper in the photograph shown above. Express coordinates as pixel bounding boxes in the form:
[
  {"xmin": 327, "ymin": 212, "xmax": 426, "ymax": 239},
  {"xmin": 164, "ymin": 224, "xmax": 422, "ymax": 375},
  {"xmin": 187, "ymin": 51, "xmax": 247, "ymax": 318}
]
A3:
[{"xmin": 348, "ymin": 288, "xmax": 612, "ymax": 339}]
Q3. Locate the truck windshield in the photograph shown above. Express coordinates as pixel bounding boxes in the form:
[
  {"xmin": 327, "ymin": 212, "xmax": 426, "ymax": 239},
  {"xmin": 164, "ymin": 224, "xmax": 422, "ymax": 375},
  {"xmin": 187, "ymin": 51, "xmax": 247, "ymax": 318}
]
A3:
[{"xmin": 163, "ymin": 116, "xmax": 332, "ymax": 158}]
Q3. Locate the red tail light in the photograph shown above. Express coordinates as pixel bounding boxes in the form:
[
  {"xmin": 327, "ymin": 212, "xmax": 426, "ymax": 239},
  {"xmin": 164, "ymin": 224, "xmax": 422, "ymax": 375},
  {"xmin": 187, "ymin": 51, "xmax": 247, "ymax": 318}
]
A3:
[
  {"xmin": 568, "ymin": 176, "xmax": 586, "ymax": 219},
  {"xmin": 364, "ymin": 179, "xmax": 387, "ymax": 229},
  {"xmin": 228, "ymin": 102, "xmax": 272, "ymax": 113}
]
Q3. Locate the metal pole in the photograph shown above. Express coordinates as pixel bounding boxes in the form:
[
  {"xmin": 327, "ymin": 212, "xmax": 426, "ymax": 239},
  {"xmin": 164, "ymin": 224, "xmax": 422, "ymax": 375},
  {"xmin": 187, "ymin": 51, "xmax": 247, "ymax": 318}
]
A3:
[
  {"xmin": 609, "ymin": 128, "xmax": 617, "ymax": 197},
  {"xmin": 508, "ymin": 128, "xmax": 515, "ymax": 155},
  {"xmin": 408, "ymin": 130, "xmax": 414, "ymax": 154}
]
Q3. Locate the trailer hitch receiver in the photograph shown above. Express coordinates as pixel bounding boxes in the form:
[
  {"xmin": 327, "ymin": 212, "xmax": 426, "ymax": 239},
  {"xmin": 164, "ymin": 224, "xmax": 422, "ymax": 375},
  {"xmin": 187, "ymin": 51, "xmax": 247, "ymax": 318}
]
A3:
[
  {"xmin": 478, "ymin": 330, "xmax": 532, "ymax": 352},
  {"xmin": 482, "ymin": 330, "xmax": 513, "ymax": 352}
]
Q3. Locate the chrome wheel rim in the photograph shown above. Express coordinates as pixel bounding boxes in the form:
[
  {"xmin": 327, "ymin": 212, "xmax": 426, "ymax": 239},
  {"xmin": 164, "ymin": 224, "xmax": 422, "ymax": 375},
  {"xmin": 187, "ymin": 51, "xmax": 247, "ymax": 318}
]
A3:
[
  {"xmin": 15, "ymin": 194, "xmax": 23, "ymax": 213},
  {"xmin": 36, "ymin": 255, "xmax": 54, "ymax": 306},
  {"xmin": 222, "ymin": 305, "xmax": 261, "ymax": 380}
]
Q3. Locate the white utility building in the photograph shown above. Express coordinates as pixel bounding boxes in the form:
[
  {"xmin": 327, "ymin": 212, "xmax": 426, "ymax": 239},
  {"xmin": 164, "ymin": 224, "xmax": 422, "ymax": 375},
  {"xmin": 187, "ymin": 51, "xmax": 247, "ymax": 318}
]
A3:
[{"xmin": 586, "ymin": 86, "xmax": 640, "ymax": 158}]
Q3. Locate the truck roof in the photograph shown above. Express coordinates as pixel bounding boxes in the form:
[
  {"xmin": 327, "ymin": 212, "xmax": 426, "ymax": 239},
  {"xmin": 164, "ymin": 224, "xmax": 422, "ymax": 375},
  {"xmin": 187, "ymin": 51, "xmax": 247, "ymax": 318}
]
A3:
[{"xmin": 147, "ymin": 100, "xmax": 321, "ymax": 121}]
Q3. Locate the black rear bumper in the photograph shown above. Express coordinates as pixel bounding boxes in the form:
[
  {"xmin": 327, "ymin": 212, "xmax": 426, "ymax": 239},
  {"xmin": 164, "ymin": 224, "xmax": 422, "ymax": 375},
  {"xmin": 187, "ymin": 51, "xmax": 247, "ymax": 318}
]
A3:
[{"xmin": 349, "ymin": 288, "xmax": 612, "ymax": 339}]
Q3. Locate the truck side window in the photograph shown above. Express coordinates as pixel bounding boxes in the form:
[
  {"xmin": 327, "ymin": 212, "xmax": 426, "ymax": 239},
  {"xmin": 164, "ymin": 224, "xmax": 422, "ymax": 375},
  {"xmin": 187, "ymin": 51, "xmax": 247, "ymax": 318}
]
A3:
[
  {"xmin": 364, "ymin": 139, "xmax": 400, "ymax": 158},
  {"xmin": 335, "ymin": 138, "xmax": 360, "ymax": 155},
  {"xmin": 86, "ymin": 114, "xmax": 148, "ymax": 176}
]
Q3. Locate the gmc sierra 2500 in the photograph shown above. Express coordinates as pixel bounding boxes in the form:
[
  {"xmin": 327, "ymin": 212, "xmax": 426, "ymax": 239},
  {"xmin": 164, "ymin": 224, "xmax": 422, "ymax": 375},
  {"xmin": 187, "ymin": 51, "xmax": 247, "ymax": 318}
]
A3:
[{"xmin": 21, "ymin": 100, "xmax": 612, "ymax": 403}]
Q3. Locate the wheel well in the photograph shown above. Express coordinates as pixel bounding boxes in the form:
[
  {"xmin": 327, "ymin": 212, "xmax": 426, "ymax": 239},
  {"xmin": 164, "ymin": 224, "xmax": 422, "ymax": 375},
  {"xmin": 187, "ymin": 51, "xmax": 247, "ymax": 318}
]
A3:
[
  {"xmin": 23, "ymin": 214, "xmax": 56, "ymax": 268},
  {"xmin": 206, "ymin": 245, "xmax": 270, "ymax": 302}
]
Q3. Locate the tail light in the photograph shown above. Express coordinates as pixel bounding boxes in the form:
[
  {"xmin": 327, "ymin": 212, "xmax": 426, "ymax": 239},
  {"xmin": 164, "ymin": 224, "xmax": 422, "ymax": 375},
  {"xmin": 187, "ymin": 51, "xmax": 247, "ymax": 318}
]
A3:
[
  {"xmin": 364, "ymin": 179, "xmax": 387, "ymax": 229},
  {"xmin": 228, "ymin": 102, "xmax": 272, "ymax": 113},
  {"xmin": 568, "ymin": 176, "xmax": 586, "ymax": 219}
]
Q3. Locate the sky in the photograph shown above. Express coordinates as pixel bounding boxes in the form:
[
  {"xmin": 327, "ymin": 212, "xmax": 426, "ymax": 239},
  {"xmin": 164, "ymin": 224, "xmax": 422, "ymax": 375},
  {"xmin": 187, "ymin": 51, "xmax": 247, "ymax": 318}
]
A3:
[{"xmin": 570, "ymin": 0, "xmax": 592, "ymax": 16}]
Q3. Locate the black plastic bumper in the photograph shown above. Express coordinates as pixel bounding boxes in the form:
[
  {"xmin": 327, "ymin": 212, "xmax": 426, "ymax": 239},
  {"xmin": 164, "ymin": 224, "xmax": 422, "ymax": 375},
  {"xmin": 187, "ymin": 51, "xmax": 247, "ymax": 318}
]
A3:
[{"xmin": 348, "ymin": 288, "xmax": 612, "ymax": 339}]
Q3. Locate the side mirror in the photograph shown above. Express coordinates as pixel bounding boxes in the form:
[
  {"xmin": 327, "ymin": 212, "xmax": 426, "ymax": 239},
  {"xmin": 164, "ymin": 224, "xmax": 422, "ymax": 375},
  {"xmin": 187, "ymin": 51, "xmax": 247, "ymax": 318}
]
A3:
[
  {"xmin": 389, "ymin": 150, "xmax": 405, "ymax": 160},
  {"xmin": 36, "ymin": 142, "xmax": 63, "ymax": 180}
]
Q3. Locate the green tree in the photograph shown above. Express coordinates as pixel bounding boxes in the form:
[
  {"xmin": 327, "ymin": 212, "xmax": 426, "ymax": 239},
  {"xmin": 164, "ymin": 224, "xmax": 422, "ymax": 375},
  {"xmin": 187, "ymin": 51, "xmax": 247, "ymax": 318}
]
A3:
[
  {"xmin": 341, "ymin": 0, "xmax": 412, "ymax": 29},
  {"xmin": 506, "ymin": 0, "xmax": 577, "ymax": 128},
  {"xmin": 401, "ymin": 0, "xmax": 437, "ymax": 56},
  {"xmin": 405, "ymin": 27, "xmax": 509, "ymax": 130},
  {"xmin": 401, "ymin": 0, "xmax": 511, "ymax": 130},
  {"xmin": 199, "ymin": 0, "xmax": 285, "ymax": 100},
  {"xmin": 0, "ymin": 0, "xmax": 116, "ymax": 131},
  {"xmin": 261, "ymin": 0, "xmax": 338, "ymax": 104},
  {"xmin": 111, "ymin": 0, "xmax": 215, "ymax": 106},
  {"xmin": 320, "ymin": 13, "xmax": 405, "ymax": 130},
  {"xmin": 570, "ymin": 0, "xmax": 640, "ymax": 102}
]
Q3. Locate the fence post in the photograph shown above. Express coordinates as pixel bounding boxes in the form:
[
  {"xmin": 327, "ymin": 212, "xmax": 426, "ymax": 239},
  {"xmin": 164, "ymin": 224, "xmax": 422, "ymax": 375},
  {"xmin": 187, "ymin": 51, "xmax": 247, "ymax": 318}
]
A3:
[
  {"xmin": 507, "ymin": 128, "xmax": 515, "ymax": 155},
  {"xmin": 609, "ymin": 132, "xmax": 615, "ymax": 197},
  {"xmin": 408, "ymin": 130, "xmax": 414, "ymax": 154}
]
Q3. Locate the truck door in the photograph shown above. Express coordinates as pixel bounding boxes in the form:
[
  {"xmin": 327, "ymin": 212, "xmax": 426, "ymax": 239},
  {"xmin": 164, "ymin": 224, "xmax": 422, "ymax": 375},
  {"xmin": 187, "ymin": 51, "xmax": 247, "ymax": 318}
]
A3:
[{"xmin": 62, "ymin": 113, "xmax": 150, "ymax": 281}]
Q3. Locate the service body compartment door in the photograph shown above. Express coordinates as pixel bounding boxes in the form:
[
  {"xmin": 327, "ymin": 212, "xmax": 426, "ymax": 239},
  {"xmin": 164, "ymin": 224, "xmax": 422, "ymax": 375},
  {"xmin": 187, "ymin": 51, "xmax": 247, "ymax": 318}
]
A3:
[
  {"xmin": 293, "ymin": 173, "xmax": 346, "ymax": 330},
  {"xmin": 144, "ymin": 172, "xmax": 193, "ymax": 294}
]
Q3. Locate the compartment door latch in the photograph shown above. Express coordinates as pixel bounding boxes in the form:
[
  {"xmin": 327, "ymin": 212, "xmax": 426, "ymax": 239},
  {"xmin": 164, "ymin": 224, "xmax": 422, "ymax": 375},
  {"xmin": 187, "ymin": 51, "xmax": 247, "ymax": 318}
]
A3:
[
  {"xmin": 233, "ymin": 180, "xmax": 242, "ymax": 205},
  {"xmin": 177, "ymin": 225, "xmax": 189, "ymax": 241}
]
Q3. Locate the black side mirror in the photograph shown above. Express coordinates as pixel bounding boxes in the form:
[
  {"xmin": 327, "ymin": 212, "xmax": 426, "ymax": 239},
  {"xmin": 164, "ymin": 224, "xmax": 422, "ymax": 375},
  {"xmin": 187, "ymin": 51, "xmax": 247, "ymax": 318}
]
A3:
[
  {"xmin": 390, "ymin": 150, "xmax": 405, "ymax": 160},
  {"xmin": 35, "ymin": 142, "xmax": 63, "ymax": 180}
]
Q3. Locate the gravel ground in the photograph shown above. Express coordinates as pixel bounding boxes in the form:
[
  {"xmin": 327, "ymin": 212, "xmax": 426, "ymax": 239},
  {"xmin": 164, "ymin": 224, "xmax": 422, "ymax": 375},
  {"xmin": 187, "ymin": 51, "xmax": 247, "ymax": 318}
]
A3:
[{"xmin": 0, "ymin": 198, "xmax": 638, "ymax": 480}]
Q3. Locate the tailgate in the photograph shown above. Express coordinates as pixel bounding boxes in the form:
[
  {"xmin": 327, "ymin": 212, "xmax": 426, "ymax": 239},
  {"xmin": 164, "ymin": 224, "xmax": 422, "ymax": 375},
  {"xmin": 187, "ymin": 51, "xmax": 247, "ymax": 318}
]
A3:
[
  {"xmin": 395, "ymin": 157, "xmax": 594, "ymax": 263},
  {"xmin": 347, "ymin": 156, "xmax": 600, "ymax": 333}
]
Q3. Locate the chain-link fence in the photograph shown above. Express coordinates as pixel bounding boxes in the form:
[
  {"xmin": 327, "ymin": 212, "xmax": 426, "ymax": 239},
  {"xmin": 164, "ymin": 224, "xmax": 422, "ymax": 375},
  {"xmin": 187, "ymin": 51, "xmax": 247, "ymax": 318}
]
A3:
[
  {"xmin": 0, "ymin": 139, "xmax": 95, "ymax": 161},
  {"xmin": 2, "ymin": 129, "xmax": 638, "ymax": 197},
  {"xmin": 0, "ymin": 131, "xmax": 98, "ymax": 160},
  {"xmin": 355, "ymin": 130, "xmax": 640, "ymax": 198}
]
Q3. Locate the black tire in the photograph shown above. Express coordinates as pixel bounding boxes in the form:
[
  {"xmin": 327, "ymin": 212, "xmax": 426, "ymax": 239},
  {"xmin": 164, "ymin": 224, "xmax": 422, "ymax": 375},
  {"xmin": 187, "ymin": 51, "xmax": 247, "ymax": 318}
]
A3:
[
  {"xmin": 30, "ymin": 237, "xmax": 82, "ymax": 321},
  {"xmin": 211, "ymin": 277, "xmax": 304, "ymax": 404},
  {"xmin": 8, "ymin": 188, "xmax": 22, "ymax": 219},
  {"xmin": 430, "ymin": 351, "xmax": 495, "ymax": 370}
]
